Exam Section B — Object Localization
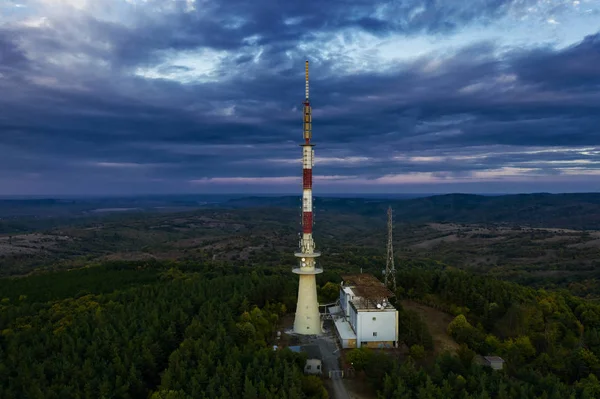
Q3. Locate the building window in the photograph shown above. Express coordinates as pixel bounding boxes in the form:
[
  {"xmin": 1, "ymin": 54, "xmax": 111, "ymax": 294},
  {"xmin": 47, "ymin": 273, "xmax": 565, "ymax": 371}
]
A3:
[
  {"xmin": 372, "ymin": 317, "xmax": 376, "ymax": 321},
  {"xmin": 306, "ymin": 365, "xmax": 311, "ymax": 370},
  {"xmin": 373, "ymin": 332, "xmax": 378, "ymax": 337}
]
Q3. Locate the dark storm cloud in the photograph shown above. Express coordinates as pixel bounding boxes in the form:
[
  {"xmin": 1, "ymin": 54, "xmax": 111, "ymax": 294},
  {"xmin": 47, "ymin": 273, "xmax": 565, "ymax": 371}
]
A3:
[
  {"xmin": 1, "ymin": 0, "xmax": 599, "ymax": 194},
  {"xmin": 46, "ymin": 0, "xmax": 536, "ymax": 70},
  {"xmin": 512, "ymin": 33, "xmax": 600, "ymax": 90},
  {"xmin": 0, "ymin": 30, "xmax": 29, "ymax": 69}
]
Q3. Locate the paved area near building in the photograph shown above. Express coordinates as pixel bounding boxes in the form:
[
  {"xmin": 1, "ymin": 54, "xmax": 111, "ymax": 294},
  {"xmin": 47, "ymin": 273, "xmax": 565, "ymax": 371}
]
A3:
[
  {"xmin": 286, "ymin": 321, "xmax": 352, "ymax": 399},
  {"xmin": 314, "ymin": 323, "xmax": 351, "ymax": 399}
]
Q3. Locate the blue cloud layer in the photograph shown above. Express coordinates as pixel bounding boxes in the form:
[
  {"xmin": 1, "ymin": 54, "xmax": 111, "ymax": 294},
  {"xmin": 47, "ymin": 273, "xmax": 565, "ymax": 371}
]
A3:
[{"xmin": 1, "ymin": 0, "xmax": 600, "ymax": 194}]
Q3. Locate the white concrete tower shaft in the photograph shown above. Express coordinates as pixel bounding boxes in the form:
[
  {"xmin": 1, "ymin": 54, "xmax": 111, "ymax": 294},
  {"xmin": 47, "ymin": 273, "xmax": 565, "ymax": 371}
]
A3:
[{"xmin": 293, "ymin": 60, "xmax": 323, "ymax": 335}]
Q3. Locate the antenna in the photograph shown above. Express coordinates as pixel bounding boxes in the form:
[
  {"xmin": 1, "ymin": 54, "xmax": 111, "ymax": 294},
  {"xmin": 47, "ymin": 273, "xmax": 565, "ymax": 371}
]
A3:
[
  {"xmin": 305, "ymin": 60, "xmax": 309, "ymax": 100},
  {"xmin": 303, "ymin": 60, "xmax": 312, "ymax": 143},
  {"xmin": 385, "ymin": 206, "xmax": 397, "ymax": 292}
]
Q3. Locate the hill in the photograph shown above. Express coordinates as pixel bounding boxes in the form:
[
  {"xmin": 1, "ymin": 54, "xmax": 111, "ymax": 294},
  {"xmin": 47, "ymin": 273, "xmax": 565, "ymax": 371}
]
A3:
[
  {"xmin": 219, "ymin": 193, "xmax": 600, "ymax": 229},
  {"xmin": 3, "ymin": 192, "xmax": 600, "ymax": 230},
  {"xmin": 3, "ymin": 192, "xmax": 600, "ymax": 297}
]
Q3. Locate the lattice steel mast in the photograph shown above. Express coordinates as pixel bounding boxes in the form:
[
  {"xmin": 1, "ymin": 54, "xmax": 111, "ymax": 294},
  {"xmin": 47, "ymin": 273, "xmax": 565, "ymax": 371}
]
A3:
[{"xmin": 385, "ymin": 206, "xmax": 397, "ymax": 292}]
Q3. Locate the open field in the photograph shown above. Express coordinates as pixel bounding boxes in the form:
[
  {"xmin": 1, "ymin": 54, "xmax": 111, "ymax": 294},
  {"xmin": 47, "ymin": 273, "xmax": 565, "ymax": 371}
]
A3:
[
  {"xmin": 401, "ymin": 300, "xmax": 460, "ymax": 354},
  {"xmin": 0, "ymin": 233, "xmax": 72, "ymax": 255}
]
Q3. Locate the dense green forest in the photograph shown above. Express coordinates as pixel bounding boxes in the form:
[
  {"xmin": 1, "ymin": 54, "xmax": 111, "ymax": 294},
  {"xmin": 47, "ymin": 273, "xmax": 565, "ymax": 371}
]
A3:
[
  {"xmin": 4, "ymin": 258, "xmax": 600, "ymax": 397},
  {"xmin": 346, "ymin": 267, "xmax": 600, "ymax": 398},
  {"xmin": 0, "ymin": 261, "xmax": 326, "ymax": 398}
]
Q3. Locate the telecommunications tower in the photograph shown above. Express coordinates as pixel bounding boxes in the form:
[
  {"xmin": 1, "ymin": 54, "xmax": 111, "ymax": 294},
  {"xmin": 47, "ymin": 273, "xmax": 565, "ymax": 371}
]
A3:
[
  {"xmin": 385, "ymin": 206, "xmax": 397, "ymax": 292},
  {"xmin": 292, "ymin": 60, "xmax": 323, "ymax": 335}
]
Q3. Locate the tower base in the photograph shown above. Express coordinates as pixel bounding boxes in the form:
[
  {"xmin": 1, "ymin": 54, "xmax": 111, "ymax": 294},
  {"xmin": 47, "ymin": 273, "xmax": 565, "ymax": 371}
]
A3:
[{"xmin": 293, "ymin": 273, "xmax": 322, "ymax": 335}]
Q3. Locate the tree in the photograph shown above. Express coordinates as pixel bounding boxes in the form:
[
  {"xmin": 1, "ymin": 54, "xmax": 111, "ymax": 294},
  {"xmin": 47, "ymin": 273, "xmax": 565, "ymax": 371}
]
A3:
[
  {"xmin": 150, "ymin": 390, "xmax": 189, "ymax": 399},
  {"xmin": 243, "ymin": 376, "xmax": 258, "ymax": 399},
  {"xmin": 320, "ymin": 282, "xmax": 340, "ymax": 303},
  {"xmin": 301, "ymin": 376, "xmax": 328, "ymax": 399},
  {"xmin": 410, "ymin": 345, "xmax": 426, "ymax": 360},
  {"xmin": 346, "ymin": 348, "xmax": 372, "ymax": 371},
  {"xmin": 447, "ymin": 314, "xmax": 473, "ymax": 340}
]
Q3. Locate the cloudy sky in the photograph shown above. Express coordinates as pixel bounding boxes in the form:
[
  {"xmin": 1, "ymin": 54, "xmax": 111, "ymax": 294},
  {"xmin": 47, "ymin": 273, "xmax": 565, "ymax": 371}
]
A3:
[{"xmin": 1, "ymin": 0, "xmax": 600, "ymax": 195}]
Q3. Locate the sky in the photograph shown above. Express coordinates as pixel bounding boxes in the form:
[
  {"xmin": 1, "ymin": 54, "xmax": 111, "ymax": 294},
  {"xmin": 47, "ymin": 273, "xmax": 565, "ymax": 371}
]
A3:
[{"xmin": 1, "ymin": 0, "xmax": 600, "ymax": 196}]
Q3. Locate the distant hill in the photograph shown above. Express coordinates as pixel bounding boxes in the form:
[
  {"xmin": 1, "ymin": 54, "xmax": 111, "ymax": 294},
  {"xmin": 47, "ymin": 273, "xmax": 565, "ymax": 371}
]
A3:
[
  {"xmin": 2, "ymin": 192, "xmax": 600, "ymax": 230},
  {"xmin": 218, "ymin": 193, "xmax": 600, "ymax": 229},
  {"xmin": 0, "ymin": 196, "xmax": 225, "ymax": 219}
]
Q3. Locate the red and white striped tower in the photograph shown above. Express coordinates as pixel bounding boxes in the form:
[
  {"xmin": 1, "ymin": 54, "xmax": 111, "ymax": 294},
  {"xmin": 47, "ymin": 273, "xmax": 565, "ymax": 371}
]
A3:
[{"xmin": 293, "ymin": 60, "xmax": 323, "ymax": 335}]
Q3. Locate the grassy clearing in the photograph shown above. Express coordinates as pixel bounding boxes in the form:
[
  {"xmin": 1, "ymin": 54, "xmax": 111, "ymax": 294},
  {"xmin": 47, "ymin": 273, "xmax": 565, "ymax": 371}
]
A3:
[{"xmin": 401, "ymin": 299, "xmax": 460, "ymax": 355}]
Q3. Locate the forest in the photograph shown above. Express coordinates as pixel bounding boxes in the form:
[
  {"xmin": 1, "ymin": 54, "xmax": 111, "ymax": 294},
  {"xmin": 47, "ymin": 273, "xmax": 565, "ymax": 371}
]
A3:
[
  {"xmin": 348, "ymin": 267, "xmax": 600, "ymax": 398},
  {"xmin": 0, "ymin": 261, "xmax": 328, "ymax": 398},
  {"xmin": 3, "ymin": 194, "xmax": 600, "ymax": 397},
  {"xmin": 3, "ymin": 257, "xmax": 600, "ymax": 397}
]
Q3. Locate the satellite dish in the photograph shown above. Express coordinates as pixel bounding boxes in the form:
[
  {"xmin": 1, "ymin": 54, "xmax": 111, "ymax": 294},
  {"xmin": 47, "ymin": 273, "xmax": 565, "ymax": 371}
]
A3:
[
  {"xmin": 376, "ymin": 304, "xmax": 382, "ymax": 309},
  {"xmin": 382, "ymin": 301, "xmax": 387, "ymax": 308},
  {"xmin": 302, "ymin": 258, "xmax": 306, "ymax": 261}
]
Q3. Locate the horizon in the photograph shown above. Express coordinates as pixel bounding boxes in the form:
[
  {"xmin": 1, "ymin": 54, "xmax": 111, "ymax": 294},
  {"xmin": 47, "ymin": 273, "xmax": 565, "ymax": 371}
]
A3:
[
  {"xmin": 2, "ymin": 1, "xmax": 600, "ymax": 195},
  {"xmin": 1, "ymin": 191, "xmax": 599, "ymax": 201}
]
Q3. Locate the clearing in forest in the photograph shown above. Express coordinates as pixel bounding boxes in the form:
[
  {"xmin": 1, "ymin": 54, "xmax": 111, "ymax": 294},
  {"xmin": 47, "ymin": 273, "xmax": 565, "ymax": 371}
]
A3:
[{"xmin": 401, "ymin": 300, "xmax": 460, "ymax": 354}]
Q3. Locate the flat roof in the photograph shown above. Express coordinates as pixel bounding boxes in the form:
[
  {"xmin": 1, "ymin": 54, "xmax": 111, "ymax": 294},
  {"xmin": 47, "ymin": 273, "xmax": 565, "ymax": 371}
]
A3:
[
  {"xmin": 341, "ymin": 273, "xmax": 394, "ymax": 300},
  {"xmin": 302, "ymin": 344, "xmax": 322, "ymax": 360},
  {"xmin": 328, "ymin": 305, "xmax": 342, "ymax": 315},
  {"xmin": 332, "ymin": 316, "xmax": 357, "ymax": 341},
  {"xmin": 351, "ymin": 299, "xmax": 396, "ymax": 311}
]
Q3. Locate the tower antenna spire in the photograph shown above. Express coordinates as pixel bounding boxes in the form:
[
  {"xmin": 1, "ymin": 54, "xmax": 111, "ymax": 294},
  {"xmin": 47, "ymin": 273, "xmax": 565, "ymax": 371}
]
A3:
[
  {"xmin": 293, "ymin": 60, "xmax": 322, "ymax": 335},
  {"xmin": 385, "ymin": 206, "xmax": 397, "ymax": 293},
  {"xmin": 305, "ymin": 60, "xmax": 309, "ymax": 100},
  {"xmin": 302, "ymin": 60, "xmax": 312, "ymax": 144}
]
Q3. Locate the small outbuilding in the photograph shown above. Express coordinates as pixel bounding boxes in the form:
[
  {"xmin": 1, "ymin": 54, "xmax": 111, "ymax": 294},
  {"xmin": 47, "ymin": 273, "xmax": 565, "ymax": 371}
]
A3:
[
  {"xmin": 304, "ymin": 359, "xmax": 322, "ymax": 375},
  {"xmin": 301, "ymin": 344, "xmax": 323, "ymax": 375},
  {"xmin": 286, "ymin": 344, "xmax": 323, "ymax": 375},
  {"xmin": 483, "ymin": 356, "xmax": 505, "ymax": 370}
]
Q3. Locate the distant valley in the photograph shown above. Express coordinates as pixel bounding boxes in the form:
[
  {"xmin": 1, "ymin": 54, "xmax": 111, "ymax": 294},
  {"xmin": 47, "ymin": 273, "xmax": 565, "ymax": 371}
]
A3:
[{"xmin": 2, "ymin": 192, "xmax": 600, "ymax": 298}]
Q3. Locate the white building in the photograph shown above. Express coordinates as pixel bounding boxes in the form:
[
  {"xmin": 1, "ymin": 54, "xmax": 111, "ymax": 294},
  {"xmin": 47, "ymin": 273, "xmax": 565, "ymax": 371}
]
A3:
[
  {"xmin": 287, "ymin": 345, "xmax": 323, "ymax": 375},
  {"xmin": 328, "ymin": 274, "xmax": 399, "ymax": 349},
  {"xmin": 483, "ymin": 356, "xmax": 505, "ymax": 370},
  {"xmin": 304, "ymin": 359, "xmax": 322, "ymax": 375}
]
